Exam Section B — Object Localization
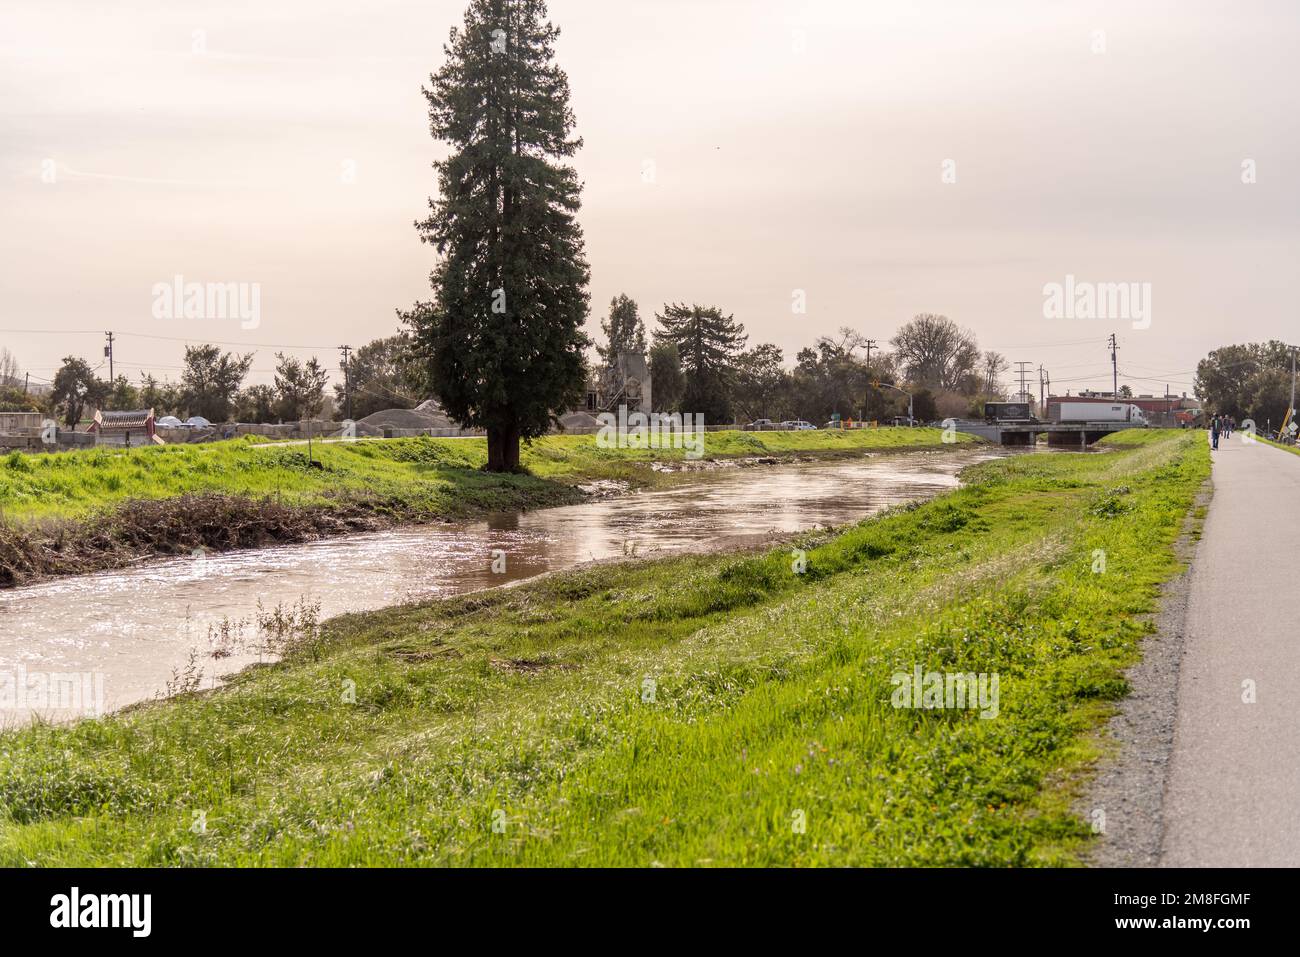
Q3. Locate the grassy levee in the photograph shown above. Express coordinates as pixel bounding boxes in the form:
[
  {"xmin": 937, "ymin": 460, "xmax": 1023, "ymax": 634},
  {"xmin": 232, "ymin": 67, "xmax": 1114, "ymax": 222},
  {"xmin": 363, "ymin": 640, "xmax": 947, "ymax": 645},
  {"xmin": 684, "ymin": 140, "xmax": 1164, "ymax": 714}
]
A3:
[
  {"xmin": 0, "ymin": 428, "xmax": 972, "ymax": 523},
  {"xmin": 0, "ymin": 430, "xmax": 1206, "ymax": 866},
  {"xmin": 0, "ymin": 428, "xmax": 970, "ymax": 585}
]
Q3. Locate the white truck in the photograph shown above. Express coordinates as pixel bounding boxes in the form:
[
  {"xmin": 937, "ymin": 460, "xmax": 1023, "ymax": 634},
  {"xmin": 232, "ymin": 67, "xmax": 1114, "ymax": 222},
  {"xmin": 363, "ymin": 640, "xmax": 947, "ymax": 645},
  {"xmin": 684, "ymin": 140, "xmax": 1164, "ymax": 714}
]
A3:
[{"xmin": 1054, "ymin": 401, "xmax": 1148, "ymax": 425}]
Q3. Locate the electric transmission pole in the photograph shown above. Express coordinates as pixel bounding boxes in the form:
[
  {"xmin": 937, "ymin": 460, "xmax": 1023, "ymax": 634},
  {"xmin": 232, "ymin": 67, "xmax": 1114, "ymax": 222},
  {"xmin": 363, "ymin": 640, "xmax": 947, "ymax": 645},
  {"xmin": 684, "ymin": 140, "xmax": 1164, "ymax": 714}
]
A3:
[
  {"xmin": 104, "ymin": 331, "xmax": 115, "ymax": 383},
  {"xmin": 1014, "ymin": 361, "xmax": 1033, "ymax": 405},
  {"xmin": 338, "ymin": 345, "xmax": 353, "ymax": 421}
]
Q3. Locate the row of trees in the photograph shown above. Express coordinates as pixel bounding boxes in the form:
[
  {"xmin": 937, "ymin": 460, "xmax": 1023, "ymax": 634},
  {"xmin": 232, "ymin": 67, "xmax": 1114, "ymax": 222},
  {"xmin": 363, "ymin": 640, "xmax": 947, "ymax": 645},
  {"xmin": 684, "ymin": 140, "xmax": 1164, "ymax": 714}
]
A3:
[
  {"xmin": 1195, "ymin": 341, "xmax": 1297, "ymax": 429},
  {"xmin": 3, "ymin": 303, "xmax": 1011, "ymax": 430},
  {"xmin": 0, "ymin": 346, "xmax": 340, "ymax": 427},
  {"xmin": 1, "ymin": 335, "xmax": 431, "ymax": 426},
  {"xmin": 596, "ymin": 295, "xmax": 1011, "ymax": 425}
]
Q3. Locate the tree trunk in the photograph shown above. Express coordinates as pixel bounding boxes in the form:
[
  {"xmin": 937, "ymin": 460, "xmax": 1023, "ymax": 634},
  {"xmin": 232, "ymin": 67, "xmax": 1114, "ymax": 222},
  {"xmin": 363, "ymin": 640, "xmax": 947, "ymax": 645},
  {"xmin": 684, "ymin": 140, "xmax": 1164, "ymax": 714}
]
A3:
[{"xmin": 485, "ymin": 422, "xmax": 521, "ymax": 472}]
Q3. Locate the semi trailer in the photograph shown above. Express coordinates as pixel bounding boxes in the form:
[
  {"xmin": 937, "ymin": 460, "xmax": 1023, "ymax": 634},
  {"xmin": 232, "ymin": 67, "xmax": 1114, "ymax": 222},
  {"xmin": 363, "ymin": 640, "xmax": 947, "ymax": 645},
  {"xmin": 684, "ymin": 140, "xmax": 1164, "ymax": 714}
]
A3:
[{"xmin": 1053, "ymin": 402, "xmax": 1148, "ymax": 425}]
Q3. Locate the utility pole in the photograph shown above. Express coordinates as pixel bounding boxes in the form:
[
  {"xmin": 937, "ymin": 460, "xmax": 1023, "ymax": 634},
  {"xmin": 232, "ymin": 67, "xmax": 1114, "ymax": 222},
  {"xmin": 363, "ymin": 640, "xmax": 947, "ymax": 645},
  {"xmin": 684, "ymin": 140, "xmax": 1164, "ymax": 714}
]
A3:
[
  {"xmin": 1290, "ymin": 346, "xmax": 1296, "ymax": 424},
  {"xmin": 1108, "ymin": 333, "xmax": 1118, "ymax": 398},
  {"xmin": 104, "ymin": 331, "xmax": 115, "ymax": 383},
  {"xmin": 1014, "ymin": 361, "xmax": 1033, "ymax": 405},
  {"xmin": 861, "ymin": 340, "xmax": 878, "ymax": 422},
  {"xmin": 338, "ymin": 345, "xmax": 353, "ymax": 421},
  {"xmin": 23, "ymin": 372, "xmax": 29, "ymax": 394},
  {"xmin": 1038, "ymin": 365, "xmax": 1047, "ymax": 417}
]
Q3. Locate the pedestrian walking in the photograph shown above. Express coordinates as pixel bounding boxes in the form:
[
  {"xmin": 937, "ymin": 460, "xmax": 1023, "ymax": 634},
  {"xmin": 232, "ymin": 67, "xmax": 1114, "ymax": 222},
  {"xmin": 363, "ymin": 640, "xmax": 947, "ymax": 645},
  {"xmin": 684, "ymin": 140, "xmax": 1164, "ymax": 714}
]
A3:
[{"xmin": 1211, "ymin": 415, "xmax": 1221, "ymax": 450}]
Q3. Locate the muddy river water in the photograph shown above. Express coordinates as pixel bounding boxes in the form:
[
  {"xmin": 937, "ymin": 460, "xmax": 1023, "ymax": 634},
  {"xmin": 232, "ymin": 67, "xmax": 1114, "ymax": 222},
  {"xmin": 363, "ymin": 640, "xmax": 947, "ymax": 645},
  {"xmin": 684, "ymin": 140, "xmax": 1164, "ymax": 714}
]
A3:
[{"xmin": 0, "ymin": 448, "xmax": 1007, "ymax": 724}]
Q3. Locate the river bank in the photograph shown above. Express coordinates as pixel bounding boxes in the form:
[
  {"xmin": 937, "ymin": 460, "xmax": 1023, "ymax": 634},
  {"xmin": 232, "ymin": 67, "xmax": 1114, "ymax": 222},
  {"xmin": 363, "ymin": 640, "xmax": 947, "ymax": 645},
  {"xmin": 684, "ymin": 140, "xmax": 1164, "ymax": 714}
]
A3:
[
  {"xmin": 0, "ymin": 430, "xmax": 1209, "ymax": 866},
  {"xmin": 0, "ymin": 448, "xmax": 998, "ymax": 724},
  {"xmin": 0, "ymin": 427, "xmax": 973, "ymax": 587}
]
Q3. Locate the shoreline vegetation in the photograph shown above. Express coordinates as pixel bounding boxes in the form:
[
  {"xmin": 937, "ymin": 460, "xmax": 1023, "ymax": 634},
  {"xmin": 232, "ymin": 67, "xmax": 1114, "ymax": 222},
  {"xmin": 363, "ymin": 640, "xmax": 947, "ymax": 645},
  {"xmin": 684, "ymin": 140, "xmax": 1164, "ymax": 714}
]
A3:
[
  {"xmin": 0, "ymin": 427, "xmax": 973, "ymax": 588},
  {"xmin": 0, "ymin": 430, "xmax": 1208, "ymax": 866}
]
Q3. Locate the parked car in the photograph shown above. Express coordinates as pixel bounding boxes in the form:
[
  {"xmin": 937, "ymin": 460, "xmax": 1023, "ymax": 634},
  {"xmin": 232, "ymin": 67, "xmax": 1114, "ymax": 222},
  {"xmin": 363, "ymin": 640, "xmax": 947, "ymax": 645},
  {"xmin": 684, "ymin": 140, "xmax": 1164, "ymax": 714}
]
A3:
[
  {"xmin": 745, "ymin": 418, "xmax": 776, "ymax": 431},
  {"xmin": 781, "ymin": 420, "xmax": 817, "ymax": 431}
]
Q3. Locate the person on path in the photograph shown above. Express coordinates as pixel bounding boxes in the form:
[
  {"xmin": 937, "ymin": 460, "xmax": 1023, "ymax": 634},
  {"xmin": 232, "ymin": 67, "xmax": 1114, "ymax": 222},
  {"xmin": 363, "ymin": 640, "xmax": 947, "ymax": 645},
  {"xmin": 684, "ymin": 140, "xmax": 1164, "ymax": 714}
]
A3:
[{"xmin": 1211, "ymin": 415, "xmax": 1221, "ymax": 450}]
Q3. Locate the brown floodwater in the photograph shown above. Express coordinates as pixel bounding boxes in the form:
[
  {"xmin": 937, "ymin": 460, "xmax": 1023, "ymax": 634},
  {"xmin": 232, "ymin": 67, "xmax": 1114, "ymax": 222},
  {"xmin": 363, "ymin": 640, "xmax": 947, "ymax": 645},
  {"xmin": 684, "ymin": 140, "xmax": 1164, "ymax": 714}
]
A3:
[{"xmin": 0, "ymin": 447, "xmax": 1007, "ymax": 725}]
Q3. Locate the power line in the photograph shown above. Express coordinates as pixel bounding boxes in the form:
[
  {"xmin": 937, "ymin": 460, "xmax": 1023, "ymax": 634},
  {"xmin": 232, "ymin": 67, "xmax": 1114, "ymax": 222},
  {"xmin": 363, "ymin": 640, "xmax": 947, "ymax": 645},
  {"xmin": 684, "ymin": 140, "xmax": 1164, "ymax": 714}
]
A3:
[{"xmin": 0, "ymin": 327, "xmax": 347, "ymax": 351}]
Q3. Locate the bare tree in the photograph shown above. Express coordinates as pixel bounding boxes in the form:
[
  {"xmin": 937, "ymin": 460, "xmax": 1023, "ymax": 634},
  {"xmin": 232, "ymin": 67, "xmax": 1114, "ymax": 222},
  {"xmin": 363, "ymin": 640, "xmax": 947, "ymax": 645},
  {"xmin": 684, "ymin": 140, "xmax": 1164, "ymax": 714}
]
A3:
[
  {"xmin": 890, "ymin": 314, "xmax": 980, "ymax": 392},
  {"xmin": 0, "ymin": 347, "xmax": 20, "ymax": 388},
  {"xmin": 981, "ymin": 350, "xmax": 1009, "ymax": 396}
]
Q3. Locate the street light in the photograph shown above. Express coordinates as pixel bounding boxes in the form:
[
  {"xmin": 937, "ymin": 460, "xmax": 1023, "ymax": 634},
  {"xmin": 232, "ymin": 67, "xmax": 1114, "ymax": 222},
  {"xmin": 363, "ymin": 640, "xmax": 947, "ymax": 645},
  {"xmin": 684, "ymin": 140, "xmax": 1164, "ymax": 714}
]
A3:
[{"xmin": 872, "ymin": 379, "xmax": 915, "ymax": 425}]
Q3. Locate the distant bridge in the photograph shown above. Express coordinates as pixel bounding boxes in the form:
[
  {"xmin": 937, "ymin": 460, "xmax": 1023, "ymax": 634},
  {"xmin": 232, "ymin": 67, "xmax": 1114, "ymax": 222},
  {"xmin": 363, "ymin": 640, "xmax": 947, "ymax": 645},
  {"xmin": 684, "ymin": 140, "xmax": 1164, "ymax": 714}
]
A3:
[{"xmin": 954, "ymin": 420, "xmax": 1150, "ymax": 447}]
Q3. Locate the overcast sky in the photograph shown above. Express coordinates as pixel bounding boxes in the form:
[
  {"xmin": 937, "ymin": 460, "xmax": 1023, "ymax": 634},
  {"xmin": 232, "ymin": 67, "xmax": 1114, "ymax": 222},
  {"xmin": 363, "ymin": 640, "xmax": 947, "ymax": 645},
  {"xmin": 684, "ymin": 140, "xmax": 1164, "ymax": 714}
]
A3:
[{"xmin": 2, "ymin": 0, "xmax": 1298, "ymax": 396}]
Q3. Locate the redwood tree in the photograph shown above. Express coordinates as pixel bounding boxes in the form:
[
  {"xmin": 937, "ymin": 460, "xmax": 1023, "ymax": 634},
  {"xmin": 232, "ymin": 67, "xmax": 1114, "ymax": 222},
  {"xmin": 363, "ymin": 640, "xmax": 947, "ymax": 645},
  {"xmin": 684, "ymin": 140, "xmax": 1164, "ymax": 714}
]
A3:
[{"xmin": 406, "ymin": 0, "xmax": 590, "ymax": 471}]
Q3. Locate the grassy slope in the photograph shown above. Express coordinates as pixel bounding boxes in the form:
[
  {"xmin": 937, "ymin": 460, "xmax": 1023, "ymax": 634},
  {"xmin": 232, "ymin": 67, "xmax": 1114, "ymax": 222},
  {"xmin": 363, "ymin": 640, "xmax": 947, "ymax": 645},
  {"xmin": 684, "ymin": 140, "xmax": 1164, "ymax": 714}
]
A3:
[
  {"xmin": 0, "ymin": 430, "xmax": 1206, "ymax": 866},
  {"xmin": 0, "ymin": 428, "xmax": 971, "ymax": 524}
]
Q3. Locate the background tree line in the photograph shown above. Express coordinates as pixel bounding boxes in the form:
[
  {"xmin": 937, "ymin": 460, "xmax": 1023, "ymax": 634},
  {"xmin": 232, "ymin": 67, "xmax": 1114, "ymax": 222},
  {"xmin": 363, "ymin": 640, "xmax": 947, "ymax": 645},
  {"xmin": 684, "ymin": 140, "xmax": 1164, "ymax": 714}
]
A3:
[
  {"xmin": 597, "ymin": 295, "xmax": 1012, "ymax": 425},
  {"xmin": 1195, "ymin": 341, "xmax": 1298, "ymax": 431},
  {"xmin": 2, "ymin": 305, "xmax": 1016, "ymax": 429},
  {"xmin": 0, "ymin": 344, "xmax": 371, "ymax": 428}
]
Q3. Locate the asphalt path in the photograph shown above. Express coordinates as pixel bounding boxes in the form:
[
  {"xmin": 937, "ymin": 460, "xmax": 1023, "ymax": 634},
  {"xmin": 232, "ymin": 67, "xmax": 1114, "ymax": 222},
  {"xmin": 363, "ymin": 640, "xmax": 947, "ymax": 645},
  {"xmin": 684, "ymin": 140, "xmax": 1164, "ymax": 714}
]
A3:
[{"xmin": 1160, "ymin": 433, "xmax": 1300, "ymax": 866}]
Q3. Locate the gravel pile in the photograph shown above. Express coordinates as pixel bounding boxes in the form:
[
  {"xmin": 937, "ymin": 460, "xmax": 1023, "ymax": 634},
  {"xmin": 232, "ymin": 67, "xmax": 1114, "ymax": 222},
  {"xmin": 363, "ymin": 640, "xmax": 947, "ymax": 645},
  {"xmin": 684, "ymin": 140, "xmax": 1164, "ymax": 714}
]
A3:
[{"xmin": 356, "ymin": 407, "xmax": 454, "ymax": 431}]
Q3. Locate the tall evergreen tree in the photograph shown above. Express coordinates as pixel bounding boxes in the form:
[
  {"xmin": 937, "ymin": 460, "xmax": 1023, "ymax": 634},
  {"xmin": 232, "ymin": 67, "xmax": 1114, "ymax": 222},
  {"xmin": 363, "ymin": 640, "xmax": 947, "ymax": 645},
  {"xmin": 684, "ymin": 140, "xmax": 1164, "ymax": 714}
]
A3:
[
  {"xmin": 655, "ymin": 303, "xmax": 746, "ymax": 424},
  {"xmin": 596, "ymin": 294, "xmax": 647, "ymax": 366},
  {"xmin": 405, "ymin": 0, "xmax": 590, "ymax": 471}
]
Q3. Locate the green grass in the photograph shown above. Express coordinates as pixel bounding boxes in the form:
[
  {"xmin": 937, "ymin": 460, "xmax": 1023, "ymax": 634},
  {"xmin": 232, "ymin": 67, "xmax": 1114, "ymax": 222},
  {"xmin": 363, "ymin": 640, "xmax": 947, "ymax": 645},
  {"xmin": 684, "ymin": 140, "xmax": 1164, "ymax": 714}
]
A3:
[
  {"xmin": 0, "ymin": 429, "xmax": 1206, "ymax": 866},
  {"xmin": 0, "ymin": 427, "xmax": 971, "ymax": 524}
]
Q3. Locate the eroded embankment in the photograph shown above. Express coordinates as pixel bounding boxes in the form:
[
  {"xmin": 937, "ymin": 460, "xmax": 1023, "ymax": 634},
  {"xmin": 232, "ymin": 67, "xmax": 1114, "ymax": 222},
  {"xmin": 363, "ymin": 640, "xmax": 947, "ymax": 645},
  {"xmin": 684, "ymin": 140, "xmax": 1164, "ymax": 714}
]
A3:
[
  {"xmin": 0, "ymin": 482, "xmax": 585, "ymax": 588},
  {"xmin": 0, "ymin": 439, "xmax": 970, "ymax": 587}
]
